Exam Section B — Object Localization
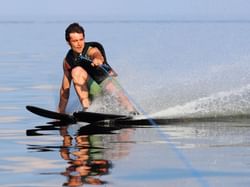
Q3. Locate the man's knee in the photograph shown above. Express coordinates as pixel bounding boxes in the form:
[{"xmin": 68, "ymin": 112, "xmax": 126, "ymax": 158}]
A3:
[{"xmin": 71, "ymin": 67, "xmax": 88, "ymax": 84}]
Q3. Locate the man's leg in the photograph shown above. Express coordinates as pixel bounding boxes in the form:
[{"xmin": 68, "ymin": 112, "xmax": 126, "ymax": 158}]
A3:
[{"xmin": 71, "ymin": 67, "xmax": 90, "ymax": 110}]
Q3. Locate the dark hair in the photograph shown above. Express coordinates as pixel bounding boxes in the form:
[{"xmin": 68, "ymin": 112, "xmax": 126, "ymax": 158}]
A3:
[{"xmin": 65, "ymin": 23, "xmax": 85, "ymax": 42}]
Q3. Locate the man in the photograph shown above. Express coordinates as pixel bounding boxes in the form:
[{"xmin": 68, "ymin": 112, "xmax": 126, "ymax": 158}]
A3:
[{"xmin": 58, "ymin": 23, "xmax": 138, "ymax": 114}]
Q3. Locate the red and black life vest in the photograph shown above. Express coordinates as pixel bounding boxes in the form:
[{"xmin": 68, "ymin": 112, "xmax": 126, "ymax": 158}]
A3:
[{"xmin": 65, "ymin": 41, "xmax": 116, "ymax": 84}]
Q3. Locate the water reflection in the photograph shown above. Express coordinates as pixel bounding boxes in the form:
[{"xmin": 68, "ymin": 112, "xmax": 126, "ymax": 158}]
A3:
[
  {"xmin": 26, "ymin": 121, "xmax": 135, "ymax": 186},
  {"xmin": 159, "ymin": 121, "xmax": 250, "ymax": 149}
]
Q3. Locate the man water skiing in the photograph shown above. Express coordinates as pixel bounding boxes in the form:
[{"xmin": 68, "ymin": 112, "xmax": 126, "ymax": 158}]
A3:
[{"xmin": 58, "ymin": 23, "xmax": 138, "ymax": 115}]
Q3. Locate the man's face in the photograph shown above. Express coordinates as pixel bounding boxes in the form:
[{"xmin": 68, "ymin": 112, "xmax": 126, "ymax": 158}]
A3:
[{"xmin": 68, "ymin": 32, "xmax": 85, "ymax": 54}]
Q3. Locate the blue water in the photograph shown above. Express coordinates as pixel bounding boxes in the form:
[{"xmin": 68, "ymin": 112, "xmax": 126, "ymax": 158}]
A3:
[{"xmin": 0, "ymin": 19, "xmax": 250, "ymax": 186}]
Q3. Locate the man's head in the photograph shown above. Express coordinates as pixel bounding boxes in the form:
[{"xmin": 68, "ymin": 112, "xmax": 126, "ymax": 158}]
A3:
[
  {"xmin": 65, "ymin": 23, "xmax": 85, "ymax": 54},
  {"xmin": 65, "ymin": 22, "xmax": 85, "ymax": 42}
]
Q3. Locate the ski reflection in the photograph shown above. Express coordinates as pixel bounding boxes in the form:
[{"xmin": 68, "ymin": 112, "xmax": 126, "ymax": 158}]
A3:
[{"xmin": 26, "ymin": 121, "xmax": 135, "ymax": 186}]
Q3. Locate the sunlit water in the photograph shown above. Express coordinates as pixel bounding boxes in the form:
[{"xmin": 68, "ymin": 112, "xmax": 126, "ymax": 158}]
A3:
[{"xmin": 0, "ymin": 19, "xmax": 250, "ymax": 186}]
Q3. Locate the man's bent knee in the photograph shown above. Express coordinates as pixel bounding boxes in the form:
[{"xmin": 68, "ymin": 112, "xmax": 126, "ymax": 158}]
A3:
[{"xmin": 71, "ymin": 67, "xmax": 88, "ymax": 84}]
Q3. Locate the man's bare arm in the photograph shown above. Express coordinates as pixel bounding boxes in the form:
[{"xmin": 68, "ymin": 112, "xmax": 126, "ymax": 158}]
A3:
[
  {"xmin": 88, "ymin": 47, "xmax": 104, "ymax": 66},
  {"xmin": 58, "ymin": 60, "xmax": 71, "ymax": 113}
]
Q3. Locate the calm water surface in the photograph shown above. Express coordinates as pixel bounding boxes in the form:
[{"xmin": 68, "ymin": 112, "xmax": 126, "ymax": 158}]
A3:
[{"xmin": 0, "ymin": 20, "xmax": 250, "ymax": 187}]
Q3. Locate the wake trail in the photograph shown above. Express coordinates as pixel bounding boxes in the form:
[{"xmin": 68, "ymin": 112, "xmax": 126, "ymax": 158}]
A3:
[{"xmin": 152, "ymin": 84, "xmax": 250, "ymax": 119}]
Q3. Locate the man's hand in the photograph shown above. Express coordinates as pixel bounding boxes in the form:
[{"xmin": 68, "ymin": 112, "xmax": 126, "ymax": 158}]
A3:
[{"xmin": 92, "ymin": 58, "xmax": 103, "ymax": 67}]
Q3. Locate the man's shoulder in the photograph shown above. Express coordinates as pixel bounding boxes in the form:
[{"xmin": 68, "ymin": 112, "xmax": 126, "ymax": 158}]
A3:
[
  {"xmin": 65, "ymin": 49, "xmax": 74, "ymax": 61},
  {"xmin": 85, "ymin": 41, "xmax": 104, "ymax": 49},
  {"xmin": 85, "ymin": 41, "xmax": 107, "ymax": 62},
  {"xmin": 65, "ymin": 49, "xmax": 73, "ymax": 56}
]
